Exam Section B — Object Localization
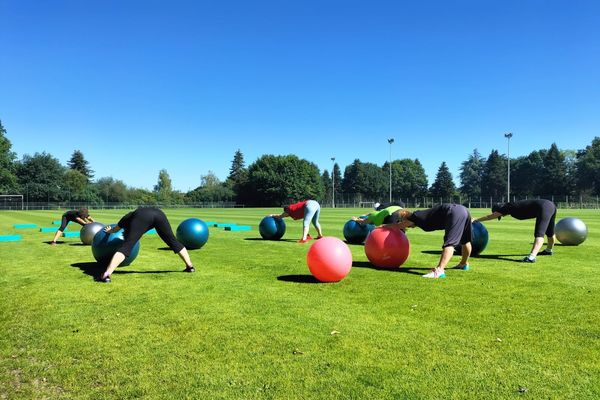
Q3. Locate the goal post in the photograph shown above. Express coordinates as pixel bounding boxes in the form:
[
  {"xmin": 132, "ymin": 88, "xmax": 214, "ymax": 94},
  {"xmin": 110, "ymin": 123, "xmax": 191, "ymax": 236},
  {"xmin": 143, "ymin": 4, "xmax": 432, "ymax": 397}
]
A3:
[{"xmin": 0, "ymin": 195, "xmax": 24, "ymax": 210}]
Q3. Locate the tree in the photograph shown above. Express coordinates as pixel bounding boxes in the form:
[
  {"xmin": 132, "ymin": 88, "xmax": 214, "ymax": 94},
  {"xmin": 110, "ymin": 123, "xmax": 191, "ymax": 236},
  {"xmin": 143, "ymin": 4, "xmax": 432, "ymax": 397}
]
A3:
[
  {"xmin": 511, "ymin": 151, "xmax": 545, "ymax": 196},
  {"xmin": 186, "ymin": 171, "xmax": 235, "ymax": 203},
  {"xmin": 429, "ymin": 161, "xmax": 456, "ymax": 198},
  {"xmin": 226, "ymin": 149, "xmax": 248, "ymax": 201},
  {"xmin": 67, "ymin": 150, "xmax": 94, "ymax": 181},
  {"xmin": 332, "ymin": 162, "xmax": 342, "ymax": 203},
  {"xmin": 63, "ymin": 169, "xmax": 90, "ymax": 201},
  {"xmin": 539, "ymin": 143, "xmax": 568, "ymax": 196},
  {"xmin": 321, "ymin": 170, "xmax": 332, "ymax": 205},
  {"xmin": 94, "ymin": 177, "xmax": 128, "ymax": 203},
  {"xmin": 243, "ymin": 155, "xmax": 324, "ymax": 206},
  {"xmin": 576, "ymin": 136, "xmax": 600, "ymax": 195},
  {"xmin": 384, "ymin": 159, "xmax": 429, "ymax": 199},
  {"xmin": 342, "ymin": 159, "xmax": 386, "ymax": 201},
  {"xmin": 0, "ymin": 119, "xmax": 19, "ymax": 193},
  {"xmin": 15, "ymin": 153, "xmax": 65, "ymax": 201},
  {"xmin": 481, "ymin": 150, "xmax": 507, "ymax": 199},
  {"xmin": 459, "ymin": 149, "xmax": 485, "ymax": 198},
  {"xmin": 154, "ymin": 169, "xmax": 173, "ymax": 205}
]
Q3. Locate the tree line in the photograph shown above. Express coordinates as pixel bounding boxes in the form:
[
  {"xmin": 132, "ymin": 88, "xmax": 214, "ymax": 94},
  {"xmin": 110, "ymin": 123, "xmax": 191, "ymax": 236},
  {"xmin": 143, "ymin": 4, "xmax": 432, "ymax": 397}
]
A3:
[{"xmin": 1, "ymin": 119, "xmax": 600, "ymax": 206}]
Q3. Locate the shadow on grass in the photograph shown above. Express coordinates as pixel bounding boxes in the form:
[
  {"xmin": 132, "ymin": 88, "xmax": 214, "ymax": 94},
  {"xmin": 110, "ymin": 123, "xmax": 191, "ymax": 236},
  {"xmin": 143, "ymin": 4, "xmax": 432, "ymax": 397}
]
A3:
[
  {"xmin": 69, "ymin": 243, "xmax": 87, "ymax": 247},
  {"xmin": 277, "ymin": 275, "xmax": 321, "ymax": 284},
  {"xmin": 421, "ymin": 250, "xmax": 526, "ymax": 262},
  {"xmin": 352, "ymin": 261, "xmax": 428, "ymax": 276},
  {"xmin": 44, "ymin": 240, "xmax": 65, "ymax": 245},
  {"xmin": 71, "ymin": 262, "xmax": 179, "ymax": 280},
  {"xmin": 344, "ymin": 241, "xmax": 365, "ymax": 246},
  {"xmin": 244, "ymin": 238, "xmax": 299, "ymax": 242}
]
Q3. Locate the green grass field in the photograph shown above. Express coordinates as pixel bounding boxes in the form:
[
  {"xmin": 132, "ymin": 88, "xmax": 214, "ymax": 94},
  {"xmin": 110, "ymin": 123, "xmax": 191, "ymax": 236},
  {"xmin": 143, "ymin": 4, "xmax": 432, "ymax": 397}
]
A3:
[{"xmin": 1, "ymin": 208, "xmax": 599, "ymax": 399}]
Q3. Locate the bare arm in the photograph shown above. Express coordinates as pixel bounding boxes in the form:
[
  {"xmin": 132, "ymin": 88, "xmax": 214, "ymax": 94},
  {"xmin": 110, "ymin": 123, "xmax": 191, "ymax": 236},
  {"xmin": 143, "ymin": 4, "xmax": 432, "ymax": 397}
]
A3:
[
  {"xmin": 270, "ymin": 212, "xmax": 289, "ymax": 219},
  {"xmin": 103, "ymin": 225, "xmax": 122, "ymax": 234},
  {"xmin": 474, "ymin": 211, "xmax": 503, "ymax": 223}
]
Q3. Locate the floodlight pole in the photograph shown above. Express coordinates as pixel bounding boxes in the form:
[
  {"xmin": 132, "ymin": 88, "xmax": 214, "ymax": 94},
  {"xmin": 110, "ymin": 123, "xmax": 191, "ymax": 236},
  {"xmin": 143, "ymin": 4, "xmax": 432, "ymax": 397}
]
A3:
[
  {"xmin": 331, "ymin": 157, "xmax": 336, "ymax": 208},
  {"xmin": 505, "ymin": 132, "xmax": 513, "ymax": 202},
  {"xmin": 388, "ymin": 138, "xmax": 394, "ymax": 202}
]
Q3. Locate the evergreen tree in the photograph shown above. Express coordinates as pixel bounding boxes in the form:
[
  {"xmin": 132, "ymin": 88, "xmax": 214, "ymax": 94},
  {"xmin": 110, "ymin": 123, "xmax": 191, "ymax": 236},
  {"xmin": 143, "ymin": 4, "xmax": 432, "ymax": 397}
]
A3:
[
  {"xmin": 332, "ymin": 163, "xmax": 342, "ymax": 203},
  {"xmin": 459, "ymin": 149, "xmax": 485, "ymax": 198},
  {"xmin": 481, "ymin": 150, "xmax": 507, "ymax": 199},
  {"xmin": 540, "ymin": 143, "xmax": 568, "ymax": 196},
  {"xmin": 226, "ymin": 149, "xmax": 248, "ymax": 193},
  {"xmin": 575, "ymin": 137, "xmax": 600, "ymax": 195},
  {"xmin": 429, "ymin": 161, "xmax": 456, "ymax": 198},
  {"xmin": 0, "ymin": 119, "xmax": 19, "ymax": 193},
  {"xmin": 67, "ymin": 150, "xmax": 94, "ymax": 181},
  {"xmin": 511, "ymin": 151, "xmax": 545, "ymax": 196},
  {"xmin": 321, "ymin": 170, "xmax": 332, "ymax": 205}
]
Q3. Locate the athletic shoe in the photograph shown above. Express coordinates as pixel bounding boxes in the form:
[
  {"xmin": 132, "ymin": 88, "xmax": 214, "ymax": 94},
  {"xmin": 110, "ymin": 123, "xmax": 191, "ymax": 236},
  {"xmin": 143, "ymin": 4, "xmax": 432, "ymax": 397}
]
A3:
[
  {"xmin": 316, "ymin": 236, "xmax": 324, "ymax": 240},
  {"xmin": 97, "ymin": 275, "xmax": 111, "ymax": 283},
  {"xmin": 306, "ymin": 234, "xmax": 313, "ymax": 241},
  {"xmin": 50, "ymin": 241, "xmax": 57, "ymax": 246},
  {"xmin": 521, "ymin": 256, "xmax": 536, "ymax": 263},
  {"xmin": 422, "ymin": 269, "xmax": 446, "ymax": 279},
  {"xmin": 183, "ymin": 266, "xmax": 195, "ymax": 273},
  {"xmin": 298, "ymin": 238, "xmax": 309, "ymax": 244},
  {"xmin": 452, "ymin": 264, "xmax": 470, "ymax": 271},
  {"xmin": 538, "ymin": 249, "xmax": 553, "ymax": 256}
]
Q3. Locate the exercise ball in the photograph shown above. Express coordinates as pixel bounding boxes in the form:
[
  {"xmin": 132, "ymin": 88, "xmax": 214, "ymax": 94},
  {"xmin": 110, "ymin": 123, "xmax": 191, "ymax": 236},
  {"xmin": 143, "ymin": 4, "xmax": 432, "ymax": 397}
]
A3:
[
  {"xmin": 306, "ymin": 237, "xmax": 353, "ymax": 282},
  {"xmin": 364, "ymin": 226, "xmax": 410, "ymax": 268},
  {"xmin": 176, "ymin": 218, "xmax": 209, "ymax": 249},
  {"xmin": 259, "ymin": 216, "xmax": 286, "ymax": 240},
  {"xmin": 80, "ymin": 222, "xmax": 105, "ymax": 245},
  {"xmin": 555, "ymin": 217, "xmax": 588, "ymax": 246},
  {"xmin": 92, "ymin": 225, "xmax": 140, "ymax": 266},
  {"xmin": 456, "ymin": 221, "xmax": 489, "ymax": 256},
  {"xmin": 343, "ymin": 220, "xmax": 375, "ymax": 244}
]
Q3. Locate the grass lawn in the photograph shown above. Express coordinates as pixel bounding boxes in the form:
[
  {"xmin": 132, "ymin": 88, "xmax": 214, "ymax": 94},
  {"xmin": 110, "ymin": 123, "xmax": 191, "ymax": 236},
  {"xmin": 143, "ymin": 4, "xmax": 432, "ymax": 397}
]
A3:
[{"xmin": 1, "ymin": 207, "xmax": 599, "ymax": 399}]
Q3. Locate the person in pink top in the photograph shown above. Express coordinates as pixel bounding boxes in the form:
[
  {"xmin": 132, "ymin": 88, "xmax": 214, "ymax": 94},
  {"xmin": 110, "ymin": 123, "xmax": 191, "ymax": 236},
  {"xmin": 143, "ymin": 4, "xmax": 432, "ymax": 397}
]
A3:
[{"xmin": 271, "ymin": 200, "xmax": 324, "ymax": 243}]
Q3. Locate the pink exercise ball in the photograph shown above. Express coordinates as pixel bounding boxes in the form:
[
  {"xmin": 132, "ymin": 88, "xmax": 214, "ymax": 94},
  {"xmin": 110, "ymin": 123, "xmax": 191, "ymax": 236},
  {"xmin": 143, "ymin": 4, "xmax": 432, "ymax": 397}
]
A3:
[
  {"xmin": 364, "ymin": 226, "xmax": 410, "ymax": 268},
  {"xmin": 306, "ymin": 237, "xmax": 353, "ymax": 282}
]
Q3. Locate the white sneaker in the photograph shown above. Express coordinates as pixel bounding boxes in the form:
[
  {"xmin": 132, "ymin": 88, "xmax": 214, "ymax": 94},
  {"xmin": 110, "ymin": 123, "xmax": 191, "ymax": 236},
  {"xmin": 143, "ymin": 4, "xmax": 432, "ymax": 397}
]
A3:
[{"xmin": 422, "ymin": 268, "xmax": 446, "ymax": 279}]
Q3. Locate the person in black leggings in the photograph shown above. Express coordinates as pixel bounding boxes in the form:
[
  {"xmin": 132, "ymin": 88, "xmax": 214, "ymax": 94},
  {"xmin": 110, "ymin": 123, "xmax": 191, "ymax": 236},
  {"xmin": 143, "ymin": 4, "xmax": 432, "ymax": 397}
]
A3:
[
  {"xmin": 394, "ymin": 204, "xmax": 473, "ymax": 279},
  {"xmin": 475, "ymin": 199, "xmax": 557, "ymax": 263},
  {"xmin": 51, "ymin": 208, "xmax": 95, "ymax": 245},
  {"xmin": 98, "ymin": 207, "xmax": 195, "ymax": 283}
]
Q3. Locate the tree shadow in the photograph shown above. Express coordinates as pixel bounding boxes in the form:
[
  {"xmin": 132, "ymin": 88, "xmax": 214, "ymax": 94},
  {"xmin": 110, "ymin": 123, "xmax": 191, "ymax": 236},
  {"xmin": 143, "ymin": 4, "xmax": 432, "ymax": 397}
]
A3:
[
  {"xmin": 277, "ymin": 275, "xmax": 321, "ymax": 284},
  {"xmin": 352, "ymin": 261, "xmax": 428, "ymax": 276}
]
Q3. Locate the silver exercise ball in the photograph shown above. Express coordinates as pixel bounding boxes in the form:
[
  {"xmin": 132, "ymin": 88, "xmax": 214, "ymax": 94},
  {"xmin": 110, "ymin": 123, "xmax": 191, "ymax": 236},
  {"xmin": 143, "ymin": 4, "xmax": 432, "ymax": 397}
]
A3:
[
  {"xmin": 80, "ymin": 222, "xmax": 105, "ymax": 245},
  {"xmin": 555, "ymin": 217, "xmax": 588, "ymax": 246}
]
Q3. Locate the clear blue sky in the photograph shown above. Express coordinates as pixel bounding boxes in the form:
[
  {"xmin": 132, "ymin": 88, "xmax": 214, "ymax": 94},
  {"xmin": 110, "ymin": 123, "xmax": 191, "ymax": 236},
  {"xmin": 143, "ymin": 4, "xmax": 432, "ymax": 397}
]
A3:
[{"xmin": 1, "ymin": 0, "xmax": 599, "ymax": 191}]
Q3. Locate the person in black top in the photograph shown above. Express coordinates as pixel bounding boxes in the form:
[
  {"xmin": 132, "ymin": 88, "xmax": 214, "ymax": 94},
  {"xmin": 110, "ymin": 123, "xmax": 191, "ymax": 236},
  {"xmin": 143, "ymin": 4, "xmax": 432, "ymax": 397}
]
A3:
[
  {"xmin": 51, "ymin": 208, "xmax": 95, "ymax": 245},
  {"xmin": 475, "ymin": 199, "xmax": 556, "ymax": 263},
  {"xmin": 97, "ymin": 207, "xmax": 195, "ymax": 283},
  {"xmin": 394, "ymin": 204, "xmax": 472, "ymax": 279}
]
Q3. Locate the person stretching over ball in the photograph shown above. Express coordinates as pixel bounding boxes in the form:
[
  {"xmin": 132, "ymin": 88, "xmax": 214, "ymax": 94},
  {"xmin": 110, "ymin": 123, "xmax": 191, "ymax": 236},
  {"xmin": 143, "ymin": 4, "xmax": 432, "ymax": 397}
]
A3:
[
  {"xmin": 98, "ymin": 207, "xmax": 195, "ymax": 283},
  {"xmin": 394, "ymin": 204, "xmax": 473, "ymax": 279},
  {"xmin": 475, "ymin": 199, "xmax": 556, "ymax": 263},
  {"xmin": 50, "ymin": 208, "xmax": 95, "ymax": 245},
  {"xmin": 352, "ymin": 204, "xmax": 403, "ymax": 226},
  {"xmin": 271, "ymin": 200, "xmax": 324, "ymax": 243}
]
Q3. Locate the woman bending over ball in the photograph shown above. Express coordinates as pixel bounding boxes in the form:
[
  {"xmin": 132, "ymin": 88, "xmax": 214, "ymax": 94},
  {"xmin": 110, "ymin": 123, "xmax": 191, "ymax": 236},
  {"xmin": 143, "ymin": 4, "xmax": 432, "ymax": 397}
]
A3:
[
  {"xmin": 475, "ymin": 199, "xmax": 556, "ymax": 263},
  {"xmin": 98, "ymin": 207, "xmax": 195, "ymax": 283},
  {"xmin": 395, "ymin": 204, "xmax": 472, "ymax": 279},
  {"xmin": 271, "ymin": 200, "xmax": 323, "ymax": 243},
  {"xmin": 352, "ymin": 204, "xmax": 403, "ymax": 227},
  {"xmin": 50, "ymin": 208, "xmax": 94, "ymax": 245}
]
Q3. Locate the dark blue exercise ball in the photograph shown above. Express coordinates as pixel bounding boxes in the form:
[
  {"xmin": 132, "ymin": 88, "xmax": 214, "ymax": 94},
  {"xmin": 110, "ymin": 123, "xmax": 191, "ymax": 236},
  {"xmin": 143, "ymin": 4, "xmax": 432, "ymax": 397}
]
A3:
[
  {"xmin": 92, "ymin": 225, "xmax": 140, "ymax": 267},
  {"xmin": 343, "ymin": 219, "xmax": 375, "ymax": 244},
  {"xmin": 456, "ymin": 221, "xmax": 489, "ymax": 256},
  {"xmin": 176, "ymin": 218, "xmax": 209, "ymax": 250},
  {"xmin": 259, "ymin": 216, "xmax": 286, "ymax": 240}
]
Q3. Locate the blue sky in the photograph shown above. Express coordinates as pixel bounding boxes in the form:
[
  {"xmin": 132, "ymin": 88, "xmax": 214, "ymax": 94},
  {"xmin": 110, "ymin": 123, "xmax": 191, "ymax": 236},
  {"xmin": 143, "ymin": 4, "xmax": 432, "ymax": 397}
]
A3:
[{"xmin": 1, "ymin": 0, "xmax": 599, "ymax": 191}]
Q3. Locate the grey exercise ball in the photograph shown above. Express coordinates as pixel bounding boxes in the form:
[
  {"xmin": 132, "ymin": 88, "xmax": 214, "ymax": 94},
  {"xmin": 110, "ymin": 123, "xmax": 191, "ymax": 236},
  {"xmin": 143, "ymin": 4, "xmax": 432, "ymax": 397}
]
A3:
[
  {"xmin": 80, "ymin": 222, "xmax": 105, "ymax": 245},
  {"xmin": 555, "ymin": 217, "xmax": 588, "ymax": 246}
]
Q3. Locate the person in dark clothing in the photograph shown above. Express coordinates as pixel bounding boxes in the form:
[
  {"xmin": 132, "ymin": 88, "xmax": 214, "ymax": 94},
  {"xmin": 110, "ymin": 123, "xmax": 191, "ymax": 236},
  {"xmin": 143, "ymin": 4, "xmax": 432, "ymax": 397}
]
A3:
[
  {"xmin": 475, "ymin": 199, "xmax": 557, "ymax": 263},
  {"xmin": 98, "ymin": 207, "xmax": 195, "ymax": 283},
  {"xmin": 51, "ymin": 208, "xmax": 95, "ymax": 245},
  {"xmin": 394, "ymin": 204, "xmax": 472, "ymax": 279}
]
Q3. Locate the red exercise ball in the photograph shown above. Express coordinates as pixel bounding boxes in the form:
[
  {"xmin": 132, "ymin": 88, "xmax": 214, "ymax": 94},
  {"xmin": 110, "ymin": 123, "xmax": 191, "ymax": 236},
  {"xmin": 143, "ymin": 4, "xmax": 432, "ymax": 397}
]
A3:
[
  {"xmin": 306, "ymin": 237, "xmax": 353, "ymax": 282},
  {"xmin": 364, "ymin": 226, "xmax": 410, "ymax": 268}
]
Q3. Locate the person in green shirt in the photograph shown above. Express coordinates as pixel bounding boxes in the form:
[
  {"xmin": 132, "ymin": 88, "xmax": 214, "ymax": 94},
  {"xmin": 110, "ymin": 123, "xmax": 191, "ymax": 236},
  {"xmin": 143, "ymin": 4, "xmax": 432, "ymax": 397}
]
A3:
[{"xmin": 352, "ymin": 205, "xmax": 403, "ymax": 226}]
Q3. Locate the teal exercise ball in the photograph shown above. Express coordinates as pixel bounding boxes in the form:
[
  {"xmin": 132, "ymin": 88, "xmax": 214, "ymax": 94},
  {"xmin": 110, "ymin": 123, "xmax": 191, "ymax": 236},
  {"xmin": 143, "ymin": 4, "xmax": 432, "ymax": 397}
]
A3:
[
  {"xmin": 176, "ymin": 218, "xmax": 209, "ymax": 249},
  {"xmin": 91, "ymin": 225, "xmax": 140, "ymax": 266},
  {"xmin": 259, "ymin": 216, "xmax": 286, "ymax": 240}
]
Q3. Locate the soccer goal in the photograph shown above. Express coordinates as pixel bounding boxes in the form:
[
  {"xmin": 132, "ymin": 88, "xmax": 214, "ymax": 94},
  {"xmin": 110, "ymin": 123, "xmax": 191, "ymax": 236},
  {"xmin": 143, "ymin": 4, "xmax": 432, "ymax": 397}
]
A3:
[{"xmin": 0, "ymin": 195, "xmax": 24, "ymax": 210}]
